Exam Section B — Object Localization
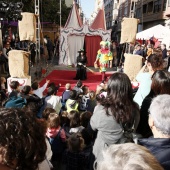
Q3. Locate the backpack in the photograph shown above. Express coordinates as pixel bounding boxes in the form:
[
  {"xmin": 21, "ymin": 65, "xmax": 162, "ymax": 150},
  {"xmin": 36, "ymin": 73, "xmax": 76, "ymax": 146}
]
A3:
[
  {"xmin": 5, "ymin": 96, "xmax": 27, "ymax": 108},
  {"xmin": 48, "ymin": 128, "xmax": 66, "ymax": 160}
]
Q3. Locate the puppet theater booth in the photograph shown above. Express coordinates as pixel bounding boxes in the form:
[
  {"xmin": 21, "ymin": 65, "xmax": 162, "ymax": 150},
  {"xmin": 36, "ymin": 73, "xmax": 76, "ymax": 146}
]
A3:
[
  {"xmin": 7, "ymin": 12, "xmax": 38, "ymax": 92},
  {"xmin": 58, "ymin": 2, "xmax": 111, "ymax": 67}
]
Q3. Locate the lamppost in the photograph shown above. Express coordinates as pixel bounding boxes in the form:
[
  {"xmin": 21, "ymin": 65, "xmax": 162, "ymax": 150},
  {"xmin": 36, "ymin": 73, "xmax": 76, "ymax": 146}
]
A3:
[
  {"xmin": 60, "ymin": 0, "xmax": 61, "ymax": 31},
  {"xmin": 57, "ymin": 0, "xmax": 61, "ymax": 32}
]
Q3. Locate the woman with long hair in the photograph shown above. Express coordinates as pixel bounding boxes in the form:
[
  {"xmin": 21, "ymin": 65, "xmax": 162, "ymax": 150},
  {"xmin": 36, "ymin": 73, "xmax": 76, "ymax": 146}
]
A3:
[{"xmin": 90, "ymin": 72, "xmax": 139, "ymax": 162}]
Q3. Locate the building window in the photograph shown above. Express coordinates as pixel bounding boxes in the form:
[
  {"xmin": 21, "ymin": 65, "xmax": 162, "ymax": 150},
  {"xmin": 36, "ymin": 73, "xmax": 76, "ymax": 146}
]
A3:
[
  {"xmin": 143, "ymin": 4, "xmax": 147, "ymax": 14},
  {"xmin": 163, "ymin": 0, "xmax": 167, "ymax": 10},
  {"xmin": 119, "ymin": 9, "xmax": 122, "ymax": 17},
  {"xmin": 154, "ymin": 0, "xmax": 162, "ymax": 13},
  {"xmin": 136, "ymin": 8, "xmax": 141, "ymax": 18},
  {"xmin": 124, "ymin": 6, "xmax": 128, "ymax": 16},
  {"xmin": 112, "ymin": 21, "xmax": 115, "ymax": 25},
  {"xmin": 147, "ymin": 1, "xmax": 153, "ymax": 13},
  {"xmin": 131, "ymin": 1, "xmax": 135, "ymax": 11}
]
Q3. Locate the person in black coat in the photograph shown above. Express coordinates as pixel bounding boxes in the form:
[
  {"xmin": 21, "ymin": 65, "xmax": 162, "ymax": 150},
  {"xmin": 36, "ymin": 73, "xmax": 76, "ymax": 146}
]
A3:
[
  {"xmin": 161, "ymin": 44, "xmax": 167, "ymax": 59},
  {"xmin": 74, "ymin": 49, "xmax": 87, "ymax": 80},
  {"xmin": 0, "ymin": 50, "xmax": 8, "ymax": 73},
  {"xmin": 138, "ymin": 94, "xmax": 170, "ymax": 170}
]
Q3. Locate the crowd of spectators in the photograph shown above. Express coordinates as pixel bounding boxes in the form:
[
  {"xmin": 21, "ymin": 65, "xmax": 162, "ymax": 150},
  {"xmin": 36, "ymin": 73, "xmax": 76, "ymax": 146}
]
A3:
[
  {"xmin": 1, "ymin": 56, "xmax": 170, "ymax": 170},
  {"xmin": 0, "ymin": 25, "xmax": 58, "ymax": 76},
  {"xmin": 1, "ymin": 31, "xmax": 170, "ymax": 169}
]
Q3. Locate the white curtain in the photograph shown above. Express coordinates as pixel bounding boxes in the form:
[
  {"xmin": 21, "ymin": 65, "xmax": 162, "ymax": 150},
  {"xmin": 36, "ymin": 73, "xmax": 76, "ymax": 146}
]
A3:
[{"xmin": 68, "ymin": 35, "xmax": 85, "ymax": 65}]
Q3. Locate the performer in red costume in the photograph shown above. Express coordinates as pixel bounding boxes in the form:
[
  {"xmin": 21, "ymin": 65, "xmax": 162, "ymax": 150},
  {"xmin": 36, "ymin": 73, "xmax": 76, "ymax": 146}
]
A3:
[{"xmin": 94, "ymin": 41, "xmax": 113, "ymax": 83}]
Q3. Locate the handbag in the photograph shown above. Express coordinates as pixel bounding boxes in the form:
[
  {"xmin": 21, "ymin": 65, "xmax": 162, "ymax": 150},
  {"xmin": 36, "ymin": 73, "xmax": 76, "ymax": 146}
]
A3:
[{"xmin": 116, "ymin": 122, "xmax": 142, "ymax": 144}]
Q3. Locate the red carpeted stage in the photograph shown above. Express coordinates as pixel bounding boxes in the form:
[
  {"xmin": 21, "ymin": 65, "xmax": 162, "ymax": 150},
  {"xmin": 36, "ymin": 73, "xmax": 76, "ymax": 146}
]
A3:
[{"xmin": 40, "ymin": 70, "xmax": 114, "ymax": 96}]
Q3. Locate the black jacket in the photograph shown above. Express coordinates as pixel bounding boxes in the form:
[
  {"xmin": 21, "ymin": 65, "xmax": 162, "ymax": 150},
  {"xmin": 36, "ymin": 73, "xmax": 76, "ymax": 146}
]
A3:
[
  {"xmin": 136, "ymin": 91, "xmax": 154, "ymax": 138},
  {"xmin": 138, "ymin": 138, "xmax": 170, "ymax": 170},
  {"xmin": 162, "ymin": 49, "xmax": 167, "ymax": 59}
]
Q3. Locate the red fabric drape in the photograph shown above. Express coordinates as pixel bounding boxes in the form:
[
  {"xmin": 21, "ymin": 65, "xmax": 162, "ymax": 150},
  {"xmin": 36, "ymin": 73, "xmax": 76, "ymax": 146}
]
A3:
[{"xmin": 85, "ymin": 36, "xmax": 102, "ymax": 66}]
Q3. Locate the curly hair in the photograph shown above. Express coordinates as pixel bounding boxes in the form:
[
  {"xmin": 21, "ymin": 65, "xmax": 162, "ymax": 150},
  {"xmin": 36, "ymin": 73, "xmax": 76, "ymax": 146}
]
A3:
[
  {"xmin": 147, "ymin": 53, "xmax": 163, "ymax": 71},
  {"xmin": 0, "ymin": 108, "xmax": 47, "ymax": 170},
  {"xmin": 101, "ymin": 72, "xmax": 139, "ymax": 124}
]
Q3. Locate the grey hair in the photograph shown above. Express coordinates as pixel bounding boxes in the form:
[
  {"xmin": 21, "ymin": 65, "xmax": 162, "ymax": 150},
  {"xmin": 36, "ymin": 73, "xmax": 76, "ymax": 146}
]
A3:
[
  {"xmin": 149, "ymin": 94, "xmax": 170, "ymax": 136},
  {"xmin": 97, "ymin": 143, "xmax": 163, "ymax": 170}
]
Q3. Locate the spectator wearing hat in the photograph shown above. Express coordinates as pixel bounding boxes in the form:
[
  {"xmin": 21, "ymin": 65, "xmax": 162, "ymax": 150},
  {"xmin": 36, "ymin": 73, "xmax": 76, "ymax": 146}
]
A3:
[{"xmin": 74, "ymin": 49, "xmax": 87, "ymax": 80}]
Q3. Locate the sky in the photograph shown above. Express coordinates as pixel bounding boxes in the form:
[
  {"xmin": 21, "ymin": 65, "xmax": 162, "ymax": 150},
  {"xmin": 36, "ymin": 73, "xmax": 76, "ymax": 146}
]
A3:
[{"xmin": 80, "ymin": 0, "xmax": 95, "ymax": 19}]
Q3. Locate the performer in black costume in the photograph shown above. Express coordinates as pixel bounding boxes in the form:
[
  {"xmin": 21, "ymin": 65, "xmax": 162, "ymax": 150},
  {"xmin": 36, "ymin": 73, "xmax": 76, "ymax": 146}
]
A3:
[{"xmin": 74, "ymin": 49, "xmax": 87, "ymax": 80}]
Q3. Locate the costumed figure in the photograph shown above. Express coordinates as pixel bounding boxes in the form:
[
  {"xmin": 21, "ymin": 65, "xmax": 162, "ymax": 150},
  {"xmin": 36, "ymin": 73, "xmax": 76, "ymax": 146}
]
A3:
[
  {"xmin": 74, "ymin": 49, "xmax": 87, "ymax": 80},
  {"xmin": 94, "ymin": 41, "xmax": 113, "ymax": 83}
]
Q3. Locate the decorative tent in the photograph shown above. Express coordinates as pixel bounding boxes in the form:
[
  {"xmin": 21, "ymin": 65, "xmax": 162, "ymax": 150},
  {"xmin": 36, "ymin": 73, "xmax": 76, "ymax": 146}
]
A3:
[
  {"xmin": 136, "ymin": 24, "xmax": 170, "ymax": 41},
  {"xmin": 59, "ymin": 2, "xmax": 111, "ymax": 66}
]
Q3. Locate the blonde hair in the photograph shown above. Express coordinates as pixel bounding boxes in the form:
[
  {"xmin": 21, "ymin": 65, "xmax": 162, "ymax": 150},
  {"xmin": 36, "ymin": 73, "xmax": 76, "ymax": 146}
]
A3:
[
  {"xmin": 97, "ymin": 143, "xmax": 163, "ymax": 170},
  {"xmin": 65, "ymin": 83, "xmax": 71, "ymax": 90}
]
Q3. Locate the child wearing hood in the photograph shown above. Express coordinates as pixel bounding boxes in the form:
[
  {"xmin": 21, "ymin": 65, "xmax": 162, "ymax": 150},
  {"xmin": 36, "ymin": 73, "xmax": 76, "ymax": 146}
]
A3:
[{"xmin": 46, "ymin": 112, "xmax": 66, "ymax": 169}]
